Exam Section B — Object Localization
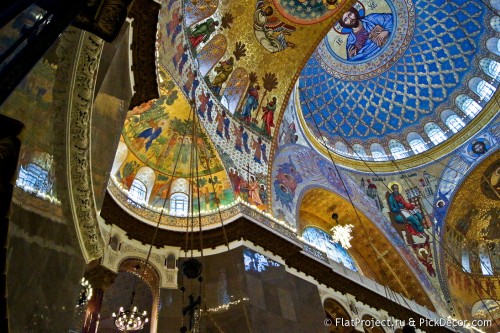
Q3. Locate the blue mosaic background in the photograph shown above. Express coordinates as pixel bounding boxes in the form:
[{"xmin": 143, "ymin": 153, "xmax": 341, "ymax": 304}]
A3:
[{"xmin": 300, "ymin": 0, "xmax": 486, "ymax": 144}]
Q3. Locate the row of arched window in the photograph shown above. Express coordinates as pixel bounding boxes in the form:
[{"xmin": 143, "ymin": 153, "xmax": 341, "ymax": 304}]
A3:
[
  {"xmin": 329, "ymin": 14, "xmax": 500, "ymax": 160},
  {"xmin": 127, "ymin": 177, "xmax": 190, "ymax": 216}
]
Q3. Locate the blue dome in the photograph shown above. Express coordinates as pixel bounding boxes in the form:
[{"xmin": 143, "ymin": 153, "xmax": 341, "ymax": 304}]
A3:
[{"xmin": 299, "ymin": 0, "xmax": 495, "ymax": 160}]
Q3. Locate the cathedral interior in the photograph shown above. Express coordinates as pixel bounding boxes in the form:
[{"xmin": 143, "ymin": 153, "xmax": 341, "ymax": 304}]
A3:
[{"xmin": 0, "ymin": 0, "xmax": 499, "ymax": 332}]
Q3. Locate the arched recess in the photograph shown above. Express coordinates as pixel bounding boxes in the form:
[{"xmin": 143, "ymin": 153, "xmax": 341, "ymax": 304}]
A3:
[
  {"xmin": 111, "ymin": 141, "xmax": 128, "ymax": 177},
  {"xmin": 407, "ymin": 132, "xmax": 428, "ymax": 154},
  {"xmin": 115, "ymin": 258, "xmax": 161, "ymax": 333},
  {"xmin": 440, "ymin": 110, "xmax": 465, "ymax": 134},
  {"xmin": 197, "ymin": 34, "xmax": 227, "ymax": 77},
  {"xmin": 468, "ymin": 77, "xmax": 495, "ymax": 102},
  {"xmin": 323, "ymin": 298, "xmax": 354, "ymax": 333},
  {"xmin": 361, "ymin": 314, "xmax": 385, "ymax": 333},
  {"xmin": 369, "ymin": 143, "xmax": 387, "ymax": 161},
  {"xmin": 443, "ymin": 151, "xmax": 500, "ymax": 330},
  {"xmin": 456, "ymin": 94, "xmax": 482, "ymax": 118},
  {"xmin": 486, "ymin": 37, "xmax": 500, "ymax": 56},
  {"xmin": 184, "ymin": 0, "xmax": 219, "ymax": 28},
  {"xmin": 388, "ymin": 139, "xmax": 408, "ymax": 160},
  {"xmin": 480, "ymin": 58, "xmax": 500, "ymax": 82},
  {"xmin": 221, "ymin": 67, "xmax": 249, "ymax": 114},
  {"xmin": 133, "ymin": 166, "xmax": 156, "ymax": 204},
  {"xmin": 297, "ymin": 187, "xmax": 435, "ymax": 309},
  {"xmin": 490, "ymin": 16, "xmax": 500, "ymax": 32}
]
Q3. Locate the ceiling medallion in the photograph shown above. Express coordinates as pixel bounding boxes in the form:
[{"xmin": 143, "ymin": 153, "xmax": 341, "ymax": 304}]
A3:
[{"xmin": 316, "ymin": 0, "xmax": 414, "ymax": 80}]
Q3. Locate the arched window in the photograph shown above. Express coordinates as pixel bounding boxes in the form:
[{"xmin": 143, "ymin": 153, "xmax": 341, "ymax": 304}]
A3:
[
  {"xmin": 407, "ymin": 132, "xmax": 428, "ymax": 154},
  {"xmin": 490, "ymin": 16, "xmax": 500, "ymax": 32},
  {"xmin": 222, "ymin": 67, "xmax": 249, "ymax": 114},
  {"xmin": 462, "ymin": 246, "xmax": 471, "ymax": 273},
  {"xmin": 480, "ymin": 58, "xmax": 500, "ymax": 82},
  {"xmin": 169, "ymin": 178, "xmax": 190, "ymax": 216},
  {"xmin": 456, "ymin": 95, "xmax": 481, "ymax": 118},
  {"xmin": 479, "ymin": 245, "xmax": 493, "ymax": 276},
  {"xmin": 129, "ymin": 179, "xmax": 147, "ymax": 203},
  {"xmin": 170, "ymin": 192, "xmax": 189, "ymax": 216},
  {"xmin": 166, "ymin": 254, "xmax": 177, "ymax": 269},
  {"xmin": 335, "ymin": 141, "xmax": 349, "ymax": 155},
  {"xmin": 302, "ymin": 227, "xmax": 359, "ymax": 272},
  {"xmin": 424, "ymin": 122, "xmax": 447, "ymax": 145},
  {"xmin": 469, "ymin": 77, "xmax": 495, "ymax": 102},
  {"xmin": 388, "ymin": 139, "xmax": 409, "ymax": 159},
  {"xmin": 197, "ymin": 34, "xmax": 228, "ymax": 77},
  {"xmin": 352, "ymin": 144, "xmax": 367, "ymax": 159},
  {"xmin": 441, "ymin": 110, "xmax": 465, "ymax": 133},
  {"xmin": 486, "ymin": 37, "xmax": 500, "ymax": 56},
  {"xmin": 17, "ymin": 163, "xmax": 51, "ymax": 194},
  {"xmin": 370, "ymin": 143, "xmax": 387, "ymax": 161},
  {"xmin": 111, "ymin": 141, "xmax": 129, "ymax": 177}
]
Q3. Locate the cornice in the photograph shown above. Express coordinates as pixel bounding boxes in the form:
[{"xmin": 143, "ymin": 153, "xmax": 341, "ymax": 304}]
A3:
[{"xmin": 101, "ymin": 191, "xmax": 452, "ymax": 332}]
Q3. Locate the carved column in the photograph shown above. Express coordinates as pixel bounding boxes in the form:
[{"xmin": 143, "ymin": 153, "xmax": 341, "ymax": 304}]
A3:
[{"xmin": 82, "ymin": 261, "xmax": 117, "ymax": 333}]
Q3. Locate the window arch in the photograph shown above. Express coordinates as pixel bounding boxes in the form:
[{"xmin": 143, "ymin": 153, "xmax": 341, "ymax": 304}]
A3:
[
  {"xmin": 490, "ymin": 16, "xmax": 500, "ymax": 32},
  {"xmin": 407, "ymin": 132, "xmax": 428, "ymax": 154},
  {"xmin": 388, "ymin": 139, "xmax": 408, "ymax": 159},
  {"xmin": 197, "ymin": 34, "xmax": 228, "ymax": 77},
  {"xmin": 469, "ymin": 77, "xmax": 495, "ymax": 102},
  {"xmin": 302, "ymin": 227, "xmax": 359, "ymax": 272},
  {"xmin": 222, "ymin": 67, "xmax": 249, "ymax": 114},
  {"xmin": 169, "ymin": 178, "xmax": 190, "ymax": 216},
  {"xmin": 131, "ymin": 166, "xmax": 156, "ymax": 204},
  {"xmin": 370, "ymin": 143, "xmax": 387, "ymax": 161},
  {"xmin": 486, "ymin": 37, "xmax": 500, "ymax": 56},
  {"xmin": 441, "ymin": 110, "xmax": 465, "ymax": 133},
  {"xmin": 111, "ymin": 141, "xmax": 129, "ymax": 177},
  {"xmin": 170, "ymin": 192, "xmax": 189, "ymax": 216},
  {"xmin": 480, "ymin": 58, "xmax": 500, "ymax": 82},
  {"xmin": 352, "ymin": 144, "xmax": 367, "ymax": 159},
  {"xmin": 334, "ymin": 141, "xmax": 349, "ymax": 155},
  {"xmin": 424, "ymin": 122, "xmax": 447, "ymax": 145},
  {"xmin": 129, "ymin": 179, "xmax": 147, "ymax": 203},
  {"xmin": 456, "ymin": 94, "xmax": 482, "ymax": 118}
]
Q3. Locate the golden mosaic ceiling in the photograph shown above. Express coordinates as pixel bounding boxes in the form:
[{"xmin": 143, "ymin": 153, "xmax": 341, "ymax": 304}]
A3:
[{"xmin": 298, "ymin": 187, "xmax": 434, "ymax": 310}]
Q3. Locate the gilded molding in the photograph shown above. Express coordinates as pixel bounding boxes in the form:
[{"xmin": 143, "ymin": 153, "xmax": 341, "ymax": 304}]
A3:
[
  {"xmin": 296, "ymin": 87, "xmax": 500, "ymax": 172},
  {"xmin": 66, "ymin": 31, "xmax": 105, "ymax": 261}
]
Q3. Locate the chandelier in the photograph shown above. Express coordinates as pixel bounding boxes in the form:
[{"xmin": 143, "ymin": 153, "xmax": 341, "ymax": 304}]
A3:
[
  {"xmin": 76, "ymin": 277, "xmax": 92, "ymax": 308},
  {"xmin": 330, "ymin": 224, "xmax": 354, "ymax": 249},
  {"xmin": 112, "ymin": 305, "xmax": 149, "ymax": 331},
  {"xmin": 330, "ymin": 213, "xmax": 354, "ymax": 249}
]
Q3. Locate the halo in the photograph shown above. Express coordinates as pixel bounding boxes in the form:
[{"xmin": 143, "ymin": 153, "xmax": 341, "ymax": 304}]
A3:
[
  {"xmin": 333, "ymin": 1, "xmax": 366, "ymax": 34},
  {"xmin": 387, "ymin": 181, "xmax": 402, "ymax": 192},
  {"xmin": 436, "ymin": 199, "xmax": 445, "ymax": 207}
]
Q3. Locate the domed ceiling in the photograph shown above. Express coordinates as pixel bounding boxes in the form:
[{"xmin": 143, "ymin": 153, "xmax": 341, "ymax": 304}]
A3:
[{"xmin": 299, "ymin": 0, "xmax": 496, "ymax": 160}]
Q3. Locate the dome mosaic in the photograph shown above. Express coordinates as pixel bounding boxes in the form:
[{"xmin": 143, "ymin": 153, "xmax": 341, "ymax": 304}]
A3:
[{"xmin": 299, "ymin": 0, "xmax": 499, "ymax": 161}]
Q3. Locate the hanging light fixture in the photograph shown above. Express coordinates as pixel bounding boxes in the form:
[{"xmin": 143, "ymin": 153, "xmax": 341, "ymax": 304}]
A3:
[
  {"xmin": 76, "ymin": 277, "xmax": 93, "ymax": 308},
  {"xmin": 112, "ymin": 303, "xmax": 149, "ymax": 331},
  {"xmin": 330, "ymin": 213, "xmax": 354, "ymax": 249},
  {"xmin": 112, "ymin": 263, "xmax": 149, "ymax": 331}
]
